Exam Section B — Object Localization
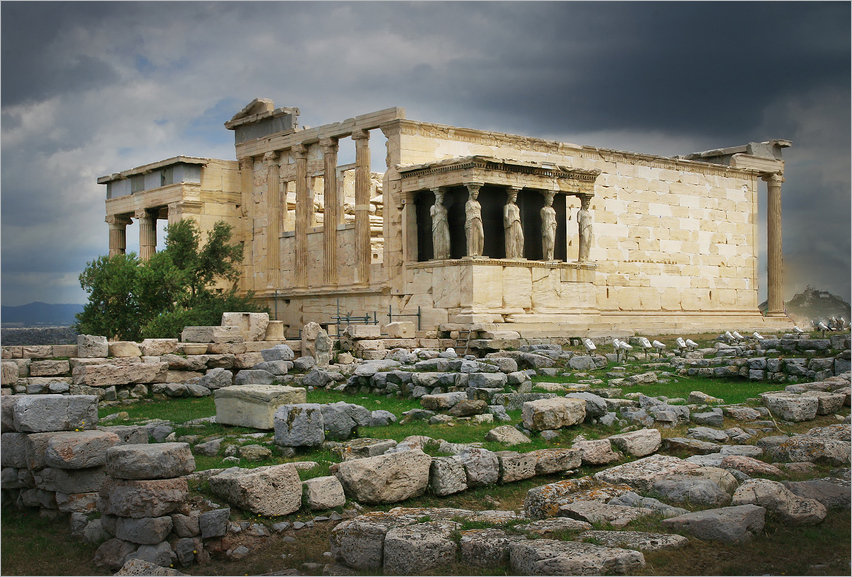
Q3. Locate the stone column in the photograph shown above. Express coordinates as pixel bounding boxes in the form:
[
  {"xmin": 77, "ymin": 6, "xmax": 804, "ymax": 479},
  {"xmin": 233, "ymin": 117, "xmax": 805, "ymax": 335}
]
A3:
[
  {"xmin": 764, "ymin": 173, "xmax": 785, "ymax": 316},
  {"xmin": 135, "ymin": 209, "xmax": 156, "ymax": 261},
  {"xmin": 353, "ymin": 129, "xmax": 371, "ymax": 285},
  {"xmin": 504, "ymin": 187, "xmax": 524, "ymax": 259},
  {"xmin": 106, "ymin": 215, "xmax": 131, "ymax": 257},
  {"xmin": 431, "ymin": 187, "xmax": 450, "ymax": 260},
  {"xmin": 265, "ymin": 151, "xmax": 281, "ymax": 288},
  {"xmin": 239, "ymin": 156, "xmax": 255, "ymax": 292},
  {"xmin": 577, "ymin": 195, "xmax": 593, "ymax": 263},
  {"xmin": 464, "ymin": 182, "xmax": 484, "ymax": 257},
  {"xmin": 292, "ymin": 145, "xmax": 309, "ymax": 288},
  {"xmin": 321, "ymin": 138, "xmax": 340, "ymax": 285}
]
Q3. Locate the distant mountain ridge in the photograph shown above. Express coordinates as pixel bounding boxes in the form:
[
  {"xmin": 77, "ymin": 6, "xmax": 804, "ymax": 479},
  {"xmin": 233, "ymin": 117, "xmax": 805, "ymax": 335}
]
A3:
[
  {"xmin": 1, "ymin": 302, "xmax": 84, "ymax": 327},
  {"xmin": 760, "ymin": 287, "xmax": 851, "ymax": 325}
]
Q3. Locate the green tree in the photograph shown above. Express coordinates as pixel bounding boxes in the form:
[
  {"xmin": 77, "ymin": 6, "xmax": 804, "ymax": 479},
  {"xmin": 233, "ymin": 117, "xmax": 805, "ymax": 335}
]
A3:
[{"xmin": 76, "ymin": 220, "xmax": 264, "ymax": 340}]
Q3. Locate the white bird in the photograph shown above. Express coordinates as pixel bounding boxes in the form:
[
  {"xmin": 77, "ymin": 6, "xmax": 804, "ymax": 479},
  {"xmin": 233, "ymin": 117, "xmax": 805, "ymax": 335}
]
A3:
[
  {"xmin": 732, "ymin": 331, "xmax": 744, "ymax": 341},
  {"xmin": 752, "ymin": 331, "xmax": 764, "ymax": 340},
  {"xmin": 583, "ymin": 338, "xmax": 596, "ymax": 352},
  {"xmin": 793, "ymin": 326, "xmax": 804, "ymax": 334},
  {"xmin": 685, "ymin": 339, "xmax": 698, "ymax": 349},
  {"xmin": 676, "ymin": 337, "xmax": 687, "ymax": 349}
]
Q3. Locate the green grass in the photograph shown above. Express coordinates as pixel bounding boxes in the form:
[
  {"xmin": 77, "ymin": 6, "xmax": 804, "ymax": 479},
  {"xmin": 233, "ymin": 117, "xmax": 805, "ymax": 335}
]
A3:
[
  {"xmin": 634, "ymin": 377, "xmax": 787, "ymax": 405},
  {"xmin": 99, "ymin": 395, "xmax": 216, "ymax": 423}
]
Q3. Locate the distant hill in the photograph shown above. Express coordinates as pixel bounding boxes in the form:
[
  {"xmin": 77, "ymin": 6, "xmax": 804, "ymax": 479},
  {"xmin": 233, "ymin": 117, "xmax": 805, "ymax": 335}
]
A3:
[
  {"xmin": 1, "ymin": 302, "xmax": 84, "ymax": 327},
  {"xmin": 760, "ymin": 287, "xmax": 851, "ymax": 325}
]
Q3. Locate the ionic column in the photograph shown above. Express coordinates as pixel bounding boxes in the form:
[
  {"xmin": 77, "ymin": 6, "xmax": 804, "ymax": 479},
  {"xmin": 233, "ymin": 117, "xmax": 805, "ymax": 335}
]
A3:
[
  {"xmin": 106, "ymin": 215, "xmax": 131, "ymax": 257},
  {"xmin": 321, "ymin": 137, "xmax": 339, "ymax": 285},
  {"xmin": 353, "ymin": 130, "xmax": 371, "ymax": 285},
  {"xmin": 577, "ymin": 195, "xmax": 593, "ymax": 263},
  {"xmin": 764, "ymin": 173, "xmax": 785, "ymax": 316},
  {"xmin": 265, "ymin": 151, "xmax": 281, "ymax": 288},
  {"xmin": 292, "ymin": 145, "xmax": 309, "ymax": 288},
  {"xmin": 135, "ymin": 209, "xmax": 156, "ymax": 261}
]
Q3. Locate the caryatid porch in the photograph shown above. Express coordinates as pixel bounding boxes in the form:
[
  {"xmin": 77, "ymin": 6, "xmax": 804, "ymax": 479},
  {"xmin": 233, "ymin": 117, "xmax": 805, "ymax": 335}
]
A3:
[{"xmin": 396, "ymin": 156, "xmax": 603, "ymax": 325}]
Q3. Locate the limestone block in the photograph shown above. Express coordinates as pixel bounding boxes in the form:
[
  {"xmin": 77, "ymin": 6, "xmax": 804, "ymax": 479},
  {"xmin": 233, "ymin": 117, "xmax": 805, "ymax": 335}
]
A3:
[
  {"xmin": 574, "ymin": 439, "xmax": 621, "ymax": 465},
  {"xmin": 234, "ymin": 369, "xmax": 274, "ymax": 385},
  {"xmin": 274, "ymin": 403, "xmax": 325, "ymax": 446},
  {"xmin": 429, "ymin": 456, "xmax": 468, "ymax": 496},
  {"xmin": 99, "ymin": 425, "xmax": 149, "ymax": 445},
  {"xmin": 460, "ymin": 528, "xmax": 525, "ymax": 568},
  {"xmin": 559, "ymin": 500, "xmax": 655, "ymax": 528},
  {"xmin": 1, "ymin": 362, "xmax": 17, "ymax": 385},
  {"xmin": 109, "ymin": 342, "xmax": 142, "ymax": 358},
  {"xmin": 115, "ymin": 516, "xmax": 174, "ymax": 546},
  {"xmin": 485, "ymin": 425, "xmax": 531, "ymax": 446},
  {"xmin": 198, "ymin": 368, "xmax": 234, "ymax": 390},
  {"xmin": 527, "ymin": 448, "xmax": 582, "ymax": 475},
  {"xmin": 22, "ymin": 345, "xmax": 53, "ymax": 359},
  {"xmin": 594, "ymin": 454, "xmax": 698, "ymax": 493},
  {"xmin": 221, "ymin": 312, "xmax": 270, "ymax": 342},
  {"xmin": 385, "ymin": 322, "xmax": 415, "ymax": 338},
  {"xmin": 33, "ymin": 466, "xmax": 105, "ymax": 493},
  {"xmin": 661, "ymin": 504, "xmax": 765, "ymax": 543},
  {"xmin": 760, "ymin": 392, "xmax": 819, "ymax": 422},
  {"xmin": 342, "ymin": 324, "xmax": 381, "ymax": 339},
  {"xmin": 44, "ymin": 430, "xmax": 121, "ymax": 469},
  {"xmin": 383, "ymin": 521, "xmax": 459, "ymax": 575},
  {"xmin": 801, "ymin": 391, "xmax": 846, "ymax": 415},
  {"xmin": 171, "ymin": 512, "xmax": 200, "ymax": 538},
  {"xmin": 509, "ymin": 539, "xmax": 646, "ymax": 575},
  {"xmin": 265, "ymin": 321, "xmax": 286, "ymax": 340},
  {"xmin": 105, "ymin": 443, "xmax": 195, "ymax": 480},
  {"xmin": 607, "ymin": 429, "xmax": 662, "ymax": 457},
  {"xmin": 234, "ymin": 352, "xmax": 265, "ymax": 368},
  {"xmin": 577, "ymin": 530, "xmax": 688, "ymax": 552},
  {"xmin": 334, "ymin": 448, "xmax": 432, "ymax": 504},
  {"xmin": 215, "ymin": 384, "xmax": 306, "ymax": 430},
  {"xmin": 29, "ymin": 360, "xmax": 70, "ymax": 377},
  {"xmin": 421, "ymin": 392, "xmax": 467, "ymax": 411},
  {"xmin": 330, "ymin": 519, "xmax": 391, "ymax": 570},
  {"xmin": 468, "ymin": 372, "xmax": 508, "ymax": 389},
  {"xmin": 209, "ymin": 464, "xmax": 301, "ymax": 516},
  {"xmin": 454, "ymin": 448, "xmax": 499, "ymax": 487},
  {"xmin": 303, "ymin": 475, "xmax": 346, "ymax": 510},
  {"xmin": 72, "ymin": 363, "xmax": 168, "ymax": 387},
  {"xmin": 181, "ymin": 325, "xmax": 244, "ymax": 344},
  {"xmin": 522, "ymin": 398, "xmax": 586, "ymax": 431},
  {"xmin": 138, "ymin": 339, "xmax": 179, "ymax": 356},
  {"xmin": 783, "ymin": 479, "xmax": 851, "ymax": 510},
  {"xmin": 13, "ymin": 394, "xmax": 98, "ymax": 433},
  {"xmin": 321, "ymin": 402, "xmax": 372, "ymax": 440},
  {"xmin": 260, "ymin": 344, "xmax": 295, "ymax": 362},
  {"xmin": 497, "ymin": 451, "xmax": 537, "ymax": 483},
  {"xmin": 652, "ymin": 476, "xmax": 731, "ymax": 507},
  {"xmin": 1, "ymin": 432, "xmax": 28, "ymax": 468},
  {"xmin": 78, "ymin": 335, "xmax": 109, "ymax": 358},
  {"xmin": 55, "ymin": 491, "xmax": 99, "ymax": 514},
  {"xmin": 198, "ymin": 508, "xmax": 229, "ymax": 539},
  {"xmin": 99, "ymin": 477, "xmax": 189, "ymax": 518}
]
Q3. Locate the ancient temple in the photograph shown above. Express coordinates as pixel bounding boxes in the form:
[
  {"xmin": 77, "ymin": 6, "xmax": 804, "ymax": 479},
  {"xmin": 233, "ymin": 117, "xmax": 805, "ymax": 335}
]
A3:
[{"xmin": 100, "ymin": 98, "xmax": 794, "ymax": 337}]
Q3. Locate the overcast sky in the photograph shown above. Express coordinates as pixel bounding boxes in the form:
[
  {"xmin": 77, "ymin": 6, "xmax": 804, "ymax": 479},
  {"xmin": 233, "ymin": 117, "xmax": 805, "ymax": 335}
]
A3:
[{"xmin": 2, "ymin": 1, "xmax": 850, "ymax": 307}]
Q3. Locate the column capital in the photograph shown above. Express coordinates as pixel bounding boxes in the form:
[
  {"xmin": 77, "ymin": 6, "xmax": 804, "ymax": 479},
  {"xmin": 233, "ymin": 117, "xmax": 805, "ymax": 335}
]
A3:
[
  {"xmin": 134, "ymin": 208, "xmax": 152, "ymax": 220},
  {"xmin": 291, "ymin": 144, "xmax": 308, "ymax": 158},
  {"xmin": 463, "ymin": 181, "xmax": 484, "ymax": 191},
  {"xmin": 351, "ymin": 129, "xmax": 370, "ymax": 141},
  {"xmin": 264, "ymin": 150, "xmax": 280, "ymax": 162},
  {"xmin": 762, "ymin": 173, "xmax": 785, "ymax": 185},
  {"xmin": 319, "ymin": 137, "xmax": 339, "ymax": 152},
  {"xmin": 105, "ymin": 215, "xmax": 131, "ymax": 226},
  {"xmin": 239, "ymin": 156, "xmax": 254, "ymax": 168}
]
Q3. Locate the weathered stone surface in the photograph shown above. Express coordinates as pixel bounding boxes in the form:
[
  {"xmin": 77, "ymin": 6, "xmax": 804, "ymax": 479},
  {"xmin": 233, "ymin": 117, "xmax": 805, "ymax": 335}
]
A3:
[
  {"xmin": 783, "ymin": 479, "xmax": 851, "ymax": 510},
  {"xmin": 331, "ymin": 519, "xmax": 390, "ymax": 570},
  {"xmin": 468, "ymin": 372, "xmax": 508, "ymax": 389},
  {"xmin": 485, "ymin": 425, "xmax": 531, "ymax": 446},
  {"xmin": 321, "ymin": 402, "xmax": 372, "ymax": 440},
  {"xmin": 497, "ymin": 451, "xmax": 537, "ymax": 483},
  {"xmin": 198, "ymin": 508, "xmax": 229, "ymax": 539},
  {"xmin": 559, "ymin": 501, "xmax": 655, "ymax": 528},
  {"xmin": 460, "ymin": 528, "xmax": 525, "ymax": 568},
  {"xmin": 652, "ymin": 476, "xmax": 731, "ymax": 507},
  {"xmin": 522, "ymin": 397, "xmax": 586, "ymax": 431},
  {"xmin": 94, "ymin": 538, "xmax": 139, "ymax": 571},
  {"xmin": 801, "ymin": 391, "xmax": 847, "ymax": 415},
  {"xmin": 181, "ymin": 325, "xmax": 243, "ymax": 344},
  {"xmin": 761, "ymin": 392, "xmax": 819, "ymax": 422},
  {"xmin": 529, "ymin": 448, "xmax": 582, "ymax": 475},
  {"xmin": 607, "ymin": 429, "xmax": 661, "ymax": 457},
  {"xmin": 99, "ymin": 477, "xmax": 188, "ymax": 518},
  {"xmin": 455, "ymin": 448, "xmax": 499, "ymax": 487},
  {"xmin": 687, "ymin": 426, "xmax": 729, "ymax": 443},
  {"xmin": 115, "ymin": 557, "xmax": 183, "ymax": 575},
  {"xmin": 12, "ymin": 394, "xmax": 98, "ymax": 433},
  {"xmin": 429, "ymin": 456, "xmax": 468, "ymax": 496},
  {"xmin": 594, "ymin": 455, "xmax": 698, "ymax": 492},
  {"xmin": 383, "ymin": 521, "xmax": 459, "ymax": 575},
  {"xmin": 303, "ymin": 475, "xmax": 346, "ymax": 510},
  {"xmin": 565, "ymin": 392, "xmax": 608, "ymax": 418},
  {"xmin": 574, "ymin": 439, "xmax": 621, "ymax": 465},
  {"xmin": 663, "ymin": 437, "xmax": 721, "ymax": 455},
  {"xmin": 72, "ymin": 363, "xmax": 169, "ymax": 387},
  {"xmin": 509, "ymin": 539, "xmax": 646, "ymax": 576},
  {"xmin": 214, "ymin": 385, "xmax": 305, "ymax": 430},
  {"xmin": 198, "ymin": 367, "xmax": 234, "ymax": 390},
  {"xmin": 766, "ymin": 435, "xmax": 851, "ymax": 465},
  {"xmin": 106, "ymin": 443, "xmax": 195, "ymax": 480},
  {"xmin": 139, "ymin": 339, "xmax": 179, "ymax": 357},
  {"xmin": 209, "ymin": 464, "xmax": 301, "ymax": 516},
  {"xmin": 99, "ymin": 425, "xmax": 149, "ymax": 445},
  {"xmin": 524, "ymin": 477, "xmax": 628, "ymax": 519},
  {"xmin": 78, "ymin": 335, "xmax": 109, "ymax": 358},
  {"xmin": 234, "ymin": 369, "xmax": 274, "ymax": 386},
  {"xmin": 1, "ymin": 432, "xmax": 28, "ymax": 468},
  {"xmin": 732, "ymin": 478, "xmax": 827, "ymax": 525},
  {"xmin": 56, "ymin": 491, "xmax": 99, "ymax": 513},
  {"xmin": 33, "ymin": 466, "xmax": 105, "ymax": 493},
  {"xmin": 335, "ymin": 448, "xmax": 432, "ymax": 504},
  {"xmin": 421, "ymin": 392, "xmax": 467, "ymax": 410},
  {"xmin": 576, "ymin": 530, "xmax": 688, "ymax": 552},
  {"xmin": 29, "ymin": 359, "xmax": 71, "ymax": 376},
  {"xmin": 1, "ymin": 362, "xmax": 17, "ymax": 386},
  {"xmin": 661, "ymin": 505, "xmax": 765, "ymax": 543},
  {"xmin": 448, "ymin": 399, "xmax": 488, "ymax": 417},
  {"xmin": 222, "ymin": 312, "xmax": 269, "ymax": 342},
  {"xmin": 720, "ymin": 455, "xmax": 784, "ymax": 477},
  {"xmin": 273, "ymin": 403, "xmax": 325, "ymax": 446},
  {"xmin": 607, "ymin": 491, "xmax": 689, "ymax": 518},
  {"xmin": 114, "ymin": 516, "xmax": 174, "ymax": 545},
  {"xmin": 109, "ymin": 342, "xmax": 142, "ymax": 358},
  {"xmin": 522, "ymin": 517, "xmax": 593, "ymax": 535},
  {"xmin": 723, "ymin": 406, "xmax": 763, "ymax": 421},
  {"xmin": 44, "ymin": 430, "xmax": 120, "ymax": 469},
  {"xmin": 171, "ymin": 512, "xmax": 200, "ymax": 538}
]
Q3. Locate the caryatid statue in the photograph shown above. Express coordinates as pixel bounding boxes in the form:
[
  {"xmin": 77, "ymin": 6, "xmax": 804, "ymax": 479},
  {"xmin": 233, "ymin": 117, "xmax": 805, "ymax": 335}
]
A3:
[
  {"xmin": 540, "ymin": 191, "xmax": 557, "ymax": 261},
  {"xmin": 464, "ymin": 183, "xmax": 484, "ymax": 257},
  {"xmin": 504, "ymin": 187, "xmax": 524, "ymax": 259},
  {"xmin": 578, "ymin": 195, "xmax": 592, "ymax": 262},
  {"xmin": 430, "ymin": 188, "xmax": 451, "ymax": 260}
]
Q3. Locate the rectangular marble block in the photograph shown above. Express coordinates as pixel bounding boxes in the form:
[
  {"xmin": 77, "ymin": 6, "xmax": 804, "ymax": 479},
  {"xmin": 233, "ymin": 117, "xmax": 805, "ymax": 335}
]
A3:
[{"xmin": 215, "ymin": 385, "xmax": 307, "ymax": 430}]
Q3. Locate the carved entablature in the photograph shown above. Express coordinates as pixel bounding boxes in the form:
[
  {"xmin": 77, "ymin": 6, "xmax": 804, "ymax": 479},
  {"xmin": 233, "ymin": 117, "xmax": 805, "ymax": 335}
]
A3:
[{"xmin": 397, "ymin": 155, "xmax": 600, "ymax": 200}]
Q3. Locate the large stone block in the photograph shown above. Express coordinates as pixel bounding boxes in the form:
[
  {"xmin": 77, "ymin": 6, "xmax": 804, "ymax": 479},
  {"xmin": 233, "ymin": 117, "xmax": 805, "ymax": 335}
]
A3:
[
  {"xmin": 455, "ymin": 448, "xmax": 499, "ymax": 487},
  {"xmin": 181, "ymin": 325, "xmax": 244, "ymax": 344},
  {"xmin": 1, "ymin": 432, "xmax": 28, "ymax": 468},
  {"xmin": 29, "ymin": 360, "xmax": 70, "ymax": 377},
  {"xmin": 522, "ymin": 397, "xmax": 586, "ymax": 431},
  {"xmin": 661, "ymin": 505, "xmax": 765, "ymax": 543},
  {"xmin": 221, "ymin": 312, "xmax": 270, "ymax": 342},
  {"xmin": 99, "ymin": 477, "xmax": 188, "ymax": 518},
  {"xmin": 233, "ymin": 369, "xmax": 274, "ymax": 386},
  {"xmin": 594, "ymin": 454, "xmax": 698, "ymax": 493},
  {"xmin": 105, "ymin": 443, "xmax": 195, "ymax": 480},
  {"xmin": 274, "ymin": 403, "xmax": 325, "ymax": 446},
  {"xmin": 215, "ymin": 385, "xmax": 306, "ymax": 430},
  {"xmin": 1, "ymin": 361, "xmax": 17, "ymax": 386},
  {"xmin": 72, "ymin": 363, "xmax": 168, "ymax": 387},
  {"xmin": 321, "ymin": 402, "xmax": 372, "ymax": 440},
  {"xmin": 260, "ymin": 344, "xmax": 295, "ymax": 362},
  {"xmin": 509, "ymin": 539, "xmax": 646, "ymax": 575},
  {"xmin": 760, "ymin": 392, "xmax": 819, "ymax": 422},
  {"xmin": 528, "ymin": 448, "xmax": 582, "ymax": 475},
  {"xmin": 497, "ymin": 451, "xmax": 537, "ymax": 483},
  {"xmin": 109, "ymin": 342, "xmax": 142, "ymax": 358},
  {"xmin": 430, "ymin": 456, "xmax": 468, "ymax": 496},
  {"xmin": 383, "ymin": 521, "xmax": 459, "ymax": 575},
  {"xmin": 208, "ymin": 464, "xmax": 301, "ymax": 516},
  {"xmin": 335, "ymin": 448, "xmax": 432, "ymax": 504},
  {"xmin": 78, "ymin": 335, "xmax": 109, "ymax": 358},
  {"xmin": 607, "ymin": 429, "xmax": 662, "ymax": 457},
  {"xmin": 114, "ymin": 516, "xmax": 174, "ymax": 545},
  {"xmin": 385, "ymin": 322, "xmax": 415, "ymax": 338},
  {"xmin": 342, "ymin": 324, "xmax": 381, "ymax": 339},
  {"xmin": 139, "ymin": 339, "xmax": 179, "ymax": 356},
  {"xmin": 13, "ymin": 394, "xmax": 98, "ymax": 433},
  {"xmin": 44, "ymin": 430, "xmax": 121, "ymax": 469},
  {"xmin": 33, "ymin": 466, "xmax": 106, "ymax": 493},
  {"xmin": 330, "ymin": 519, "xmax": 389, "ymax": 570},
  {"xmin": 303, "ymin": 475, "xmax": 346, "ymax": 510},
  {"xmin": 732, "ymin": 478, "xmax": 827, "ymax": 526}
]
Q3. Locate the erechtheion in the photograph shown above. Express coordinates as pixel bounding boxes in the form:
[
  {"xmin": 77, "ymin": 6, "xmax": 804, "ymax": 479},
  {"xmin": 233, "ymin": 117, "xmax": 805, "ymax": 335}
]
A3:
[{"xmin": 100, "ymin": 98, "xmax": 794, "ymax": 338}]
